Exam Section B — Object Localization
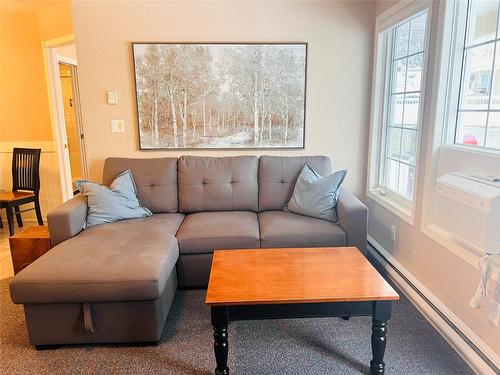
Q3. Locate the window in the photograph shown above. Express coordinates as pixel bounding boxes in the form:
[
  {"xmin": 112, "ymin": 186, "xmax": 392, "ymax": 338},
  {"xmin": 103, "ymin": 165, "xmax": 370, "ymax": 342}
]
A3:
[
  {"xmin": 454, "ymin": 0, "xmax": 500, "ymax": 151},
  {"xmin": 368, "ymin": 2, "xmax": 430, "ymax": 222}
]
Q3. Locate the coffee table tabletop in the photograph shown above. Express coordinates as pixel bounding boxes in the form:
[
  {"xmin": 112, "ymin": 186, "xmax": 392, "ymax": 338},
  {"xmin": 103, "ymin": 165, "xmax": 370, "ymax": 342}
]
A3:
[
  {"xmin": 206, "ymin": 247, "xmax": 399, "ymax": 306},
  {"xmin": 205, "ymin": 247, "xmax": 400, "ymax": 375}
]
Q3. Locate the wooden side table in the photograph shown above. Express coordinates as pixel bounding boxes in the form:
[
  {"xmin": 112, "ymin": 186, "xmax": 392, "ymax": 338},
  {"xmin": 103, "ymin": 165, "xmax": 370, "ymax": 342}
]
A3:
[{"xmin": 9, "ymin": 225, "xmax": 51, "ymax": 275}]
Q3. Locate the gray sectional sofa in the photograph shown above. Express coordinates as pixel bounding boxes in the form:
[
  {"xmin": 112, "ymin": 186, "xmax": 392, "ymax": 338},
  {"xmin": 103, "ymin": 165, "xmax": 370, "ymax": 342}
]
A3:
[{"xmin": 9, "ymin": 155, "xmax": 368, "ymax": 347}]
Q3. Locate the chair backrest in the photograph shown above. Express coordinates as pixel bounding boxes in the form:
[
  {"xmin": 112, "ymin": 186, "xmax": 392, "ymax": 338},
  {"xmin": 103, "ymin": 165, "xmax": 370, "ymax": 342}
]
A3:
[{"xmin": 12, "ymin": 148, "xmax": 41, "ymax": 193}]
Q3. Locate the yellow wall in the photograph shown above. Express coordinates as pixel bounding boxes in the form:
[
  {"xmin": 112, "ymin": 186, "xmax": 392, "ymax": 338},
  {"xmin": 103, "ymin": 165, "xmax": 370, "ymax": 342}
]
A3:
[
  {"xmin": 38, "ymin": 2, "xmax": 73, "ymax": 42},
  {"xmin": 0, "ymin": 10, "xmax": 52, "ymax": 141},
  {"xmin": 0, "ymin": 1, "xmax": 73, "ymax": 142},
  {"xmin": 0, "ymin": 1, "xmax": 73, "ymax": 217}
]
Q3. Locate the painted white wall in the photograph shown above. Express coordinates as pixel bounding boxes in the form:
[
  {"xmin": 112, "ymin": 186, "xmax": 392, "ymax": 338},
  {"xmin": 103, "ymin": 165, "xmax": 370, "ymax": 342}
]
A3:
[
  {"xmin": 71, "ymin": 0, "xmax": 375, "ymax": 196},
  {"xmin": 369, "ymin": 0, "xmax": 500, "ymax": 360}
]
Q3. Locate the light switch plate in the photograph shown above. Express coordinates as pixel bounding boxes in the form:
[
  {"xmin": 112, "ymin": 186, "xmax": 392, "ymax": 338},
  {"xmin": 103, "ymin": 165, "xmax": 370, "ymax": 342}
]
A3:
[
  {"xmin": 106, "ymin": 91, "xmax": 117, "ymax": 105},
  {"xmin": 111, "ymin": 120, "xmax": 124, "ymax": 133}
]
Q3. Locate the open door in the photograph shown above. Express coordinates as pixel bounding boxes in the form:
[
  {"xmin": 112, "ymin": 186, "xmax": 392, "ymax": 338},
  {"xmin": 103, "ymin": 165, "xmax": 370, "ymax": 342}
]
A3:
[{"xmin": 58, "ymin": 62, "xmax": 87, "ymax": 191}]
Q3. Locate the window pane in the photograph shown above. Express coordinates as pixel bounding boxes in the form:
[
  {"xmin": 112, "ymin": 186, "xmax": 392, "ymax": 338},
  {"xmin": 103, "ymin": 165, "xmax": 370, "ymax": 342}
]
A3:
[
  {"xmin": 409, "ymin": 13, "xmax": 427, "ymax": 54},
  {"xmin": 392, "ymin": 58, "xmax": 407, "ymax": 93},
  {"xmin": 486, "ymin": 111, "xmax": 500, "ymax": 149},
  {"xmin": 456, "ymin": 111, "xmax": 487, "ymax": 147},
  {"xmin": 400, "ymin": 129, "xmax": 417, "ymax": 165},
  {"xmin": 406, "ymin": 53, "xmax": 423, "ymax": 92},
  {"xmin": 391, "ymin": 94, "xmax": 404, "ymax": 125},
  {"xmin": 467, "ymin": 0, "xmax": 499, "ymax": 46},
  {"xmin": 387, "ymin": 127, "xmax": 401, "ymax": 159},
  {"xmin": 394, "ymin": 21, "xmax": 410, "ymax": 59},
  {"xmin": 460, "ymin": 44, "xmax": 494, "ymax": 110},
  {"xmin": 398, "ymin": 164, "xmax": 415, "ymax": 200},
  {"xmin": 403, "ymin": 93, "xmax": 420, "ymax": 127},
  {"xmin": 490, "ymin": 45, "xmax": 500, "ymax": 109},
  {"xmin": 385, "ymin": 159, "xmax": 399, "ymax": 192}
]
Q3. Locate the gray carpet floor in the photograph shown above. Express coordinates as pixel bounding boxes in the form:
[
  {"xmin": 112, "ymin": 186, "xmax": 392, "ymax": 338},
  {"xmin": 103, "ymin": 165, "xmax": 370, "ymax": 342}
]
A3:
[{"xmin": 0, "ymin": 278, "xmax": 473, "ymax": 375}]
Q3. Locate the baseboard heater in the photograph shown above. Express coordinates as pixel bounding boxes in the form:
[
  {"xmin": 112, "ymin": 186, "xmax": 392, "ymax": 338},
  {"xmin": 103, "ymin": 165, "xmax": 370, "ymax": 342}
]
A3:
[{"xmin": 367, "ymin": 242, "xmax": 499, "ymax": 374}]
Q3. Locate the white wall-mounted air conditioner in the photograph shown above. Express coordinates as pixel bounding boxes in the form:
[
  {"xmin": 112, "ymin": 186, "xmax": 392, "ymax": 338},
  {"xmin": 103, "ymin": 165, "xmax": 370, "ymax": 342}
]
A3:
[{"xmin": 435, "ymin": 173, "xmax": 500, "ymax": 255}]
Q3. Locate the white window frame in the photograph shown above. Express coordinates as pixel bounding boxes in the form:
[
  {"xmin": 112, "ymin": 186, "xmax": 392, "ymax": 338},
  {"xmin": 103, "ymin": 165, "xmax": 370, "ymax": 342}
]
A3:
[
  {"xmin": 367, "ymin": 0, "xmax": 432, "ymax": 224},
  {"xmin": 420, "ymin": 0, "xmax": 500, "ymax": 274},
  {"xmin": 442, "ymin": 0, "xmax": 500, "ymax": 155}
]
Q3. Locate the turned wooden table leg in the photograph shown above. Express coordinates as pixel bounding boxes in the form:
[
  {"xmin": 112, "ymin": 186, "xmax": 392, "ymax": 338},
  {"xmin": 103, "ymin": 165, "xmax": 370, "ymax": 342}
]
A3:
[
  {"xmin": 211, "ymin": 306, "xmax": 229, "ymax": 375},
  {"xmin": 370, "ymin": 301, "xmax": 391, "ymax": 375},
  {"xmin": 370, "ymin": 320, "xmax": 387, "ymax": 375}
]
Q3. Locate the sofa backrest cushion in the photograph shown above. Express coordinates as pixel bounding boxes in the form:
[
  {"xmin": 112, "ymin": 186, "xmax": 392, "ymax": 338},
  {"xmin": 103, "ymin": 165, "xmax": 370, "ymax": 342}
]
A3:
[
  {"xmin": 258, "ymin": 155, "xmax": 331, "ymax": 211},
  {"xmin": 178, "ymin": 156, "xmax": 258, "ymax": 213},
  {"xmin": 103, "ymin": 158, "xmax": 178, "ymax": 213}
]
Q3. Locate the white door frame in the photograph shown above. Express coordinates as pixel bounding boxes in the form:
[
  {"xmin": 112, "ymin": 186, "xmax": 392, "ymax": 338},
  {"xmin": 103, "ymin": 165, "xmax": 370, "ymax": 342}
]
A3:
[{"xmin": 41, "ymin": 34, "xmax": 82, "ymax": 202}]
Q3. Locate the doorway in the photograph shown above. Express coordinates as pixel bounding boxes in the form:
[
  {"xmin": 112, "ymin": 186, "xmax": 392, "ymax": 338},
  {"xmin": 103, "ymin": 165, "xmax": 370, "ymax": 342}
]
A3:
[
  {"xmin": 58, "ymin": 62, "xmax": 86, "ymax": 190},
  {"xmin": 43, "ymin": 37, "xmax": 88, "ymax": 201}
]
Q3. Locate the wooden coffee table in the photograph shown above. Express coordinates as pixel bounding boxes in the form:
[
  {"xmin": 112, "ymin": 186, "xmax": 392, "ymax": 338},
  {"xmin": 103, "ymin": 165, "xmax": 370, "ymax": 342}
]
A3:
[{"xmin": 205, "ymin": 247, "xmax": 399, "ymax": 375}]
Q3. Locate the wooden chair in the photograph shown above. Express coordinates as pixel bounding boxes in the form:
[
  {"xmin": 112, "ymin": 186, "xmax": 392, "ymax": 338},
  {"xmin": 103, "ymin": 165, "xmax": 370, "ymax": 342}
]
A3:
[{"xmin": 0, "ymin": 148, "xmax": 43, "ymax": 236}]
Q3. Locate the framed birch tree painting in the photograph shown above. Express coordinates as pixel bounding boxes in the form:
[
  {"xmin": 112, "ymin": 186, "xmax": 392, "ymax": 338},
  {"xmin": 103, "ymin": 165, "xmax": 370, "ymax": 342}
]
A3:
[{"xmin": 132, "ymin": 43, "xmax": 307, "ymax": 149}]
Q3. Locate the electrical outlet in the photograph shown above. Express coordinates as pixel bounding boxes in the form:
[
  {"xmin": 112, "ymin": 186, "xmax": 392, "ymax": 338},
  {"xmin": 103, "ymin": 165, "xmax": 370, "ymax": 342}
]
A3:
[{"xmin": 390, "ymin": 225, "xmax": 397, "ymax": 242}]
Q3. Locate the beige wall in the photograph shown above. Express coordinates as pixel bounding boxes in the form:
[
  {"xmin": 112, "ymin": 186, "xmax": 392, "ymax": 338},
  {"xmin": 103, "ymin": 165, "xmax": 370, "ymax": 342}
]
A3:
[
  {"xmin": 369, "ymin": 0, "xmax": 500, "ymax": 359},
  {"xmin": 71, "ymin": 0, "xmax": 375, "ymax": 196},
  {"xmin": 375, "ymin": 0, "xmax": 400, "ymax": 16}
]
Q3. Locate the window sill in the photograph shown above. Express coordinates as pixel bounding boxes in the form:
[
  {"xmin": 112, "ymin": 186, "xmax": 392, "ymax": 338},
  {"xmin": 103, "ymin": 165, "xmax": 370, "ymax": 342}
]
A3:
[
  {"xmin": 441, "ymin": 144, "xmax": 500, "ymax": 159},
  {"xmin": 367, "ymin": 188, "xmax": 415, "ymax": 225},
  {"xmin": 421, "ymin": 224, "xmax": 500, "ymax": 283}
]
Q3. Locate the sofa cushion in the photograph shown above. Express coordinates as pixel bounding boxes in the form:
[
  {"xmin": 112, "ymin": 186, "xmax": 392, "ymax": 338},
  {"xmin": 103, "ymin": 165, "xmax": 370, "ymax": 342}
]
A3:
[
  {"xmin": 178, "ymin": 156, "xmax": 258, "ymax": 213},
  {"xmin": 176, "ymin": 211, "xmax": 260, "ymax": 254},
  {"xmin": 9, "ymin": 214, "xmax": 184, "ymax": 304},
  {"xmin": 258, "ymin": 211, "xmax": 346, "ymax": 248},
  {"xmin": 258, "ymin": 156, "xmax": 331, "ymax": 211},
  {"xmin": 103, "ymin": 157, "xmax": 178, "ymax": 213}
]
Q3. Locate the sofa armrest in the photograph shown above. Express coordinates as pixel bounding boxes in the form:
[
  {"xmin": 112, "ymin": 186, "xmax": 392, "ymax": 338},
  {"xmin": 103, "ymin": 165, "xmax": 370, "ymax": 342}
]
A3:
[
  {"xmin": 47, "ymin": 194, "xmax": 87, "ymax": 246},
  {"xmin": 337, "ymin": 188, "xmax": 368, "ymax": 255}
]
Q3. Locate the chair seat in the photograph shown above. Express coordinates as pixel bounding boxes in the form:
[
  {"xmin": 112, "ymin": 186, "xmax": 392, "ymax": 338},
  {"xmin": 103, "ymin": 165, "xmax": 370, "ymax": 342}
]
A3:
[
  {"xmin": 259, "ymin": 211, "xmax": 346, "ymax": 248},
  {"xmin": 0, "ymin": 191, "xmax": 35, "ymax": 203},
  {"xmin": 176, "ymin": 211, "xmax": 260, "ymax": 254}
]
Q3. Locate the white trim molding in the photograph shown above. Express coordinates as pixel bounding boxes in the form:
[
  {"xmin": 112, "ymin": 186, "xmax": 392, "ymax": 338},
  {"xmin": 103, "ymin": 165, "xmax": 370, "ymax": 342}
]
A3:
[{"xmin": 368, "ymin": 235, "xmax": 500, "ymax": 375}]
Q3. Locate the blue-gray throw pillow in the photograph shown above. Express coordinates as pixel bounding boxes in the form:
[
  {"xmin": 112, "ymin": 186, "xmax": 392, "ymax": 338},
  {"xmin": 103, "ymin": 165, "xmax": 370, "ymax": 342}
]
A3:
[
  {"xmin": 285, "ymin": 164, "xmax": 347, "ymax": 222},
  {"xmin": 76, "ymin": 169, "xmax": 152, "ymax": 228}
]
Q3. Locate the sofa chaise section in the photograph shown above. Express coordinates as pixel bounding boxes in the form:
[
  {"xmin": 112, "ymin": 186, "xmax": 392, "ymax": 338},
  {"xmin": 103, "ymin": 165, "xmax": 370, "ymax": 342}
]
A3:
[
  {"xmin": 9, "ymin": 214, "xmax": 183, "ymax": 346},
  {"xmin": 9, "ymin": 157, "xmax": 182, "ymax": 346}
]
